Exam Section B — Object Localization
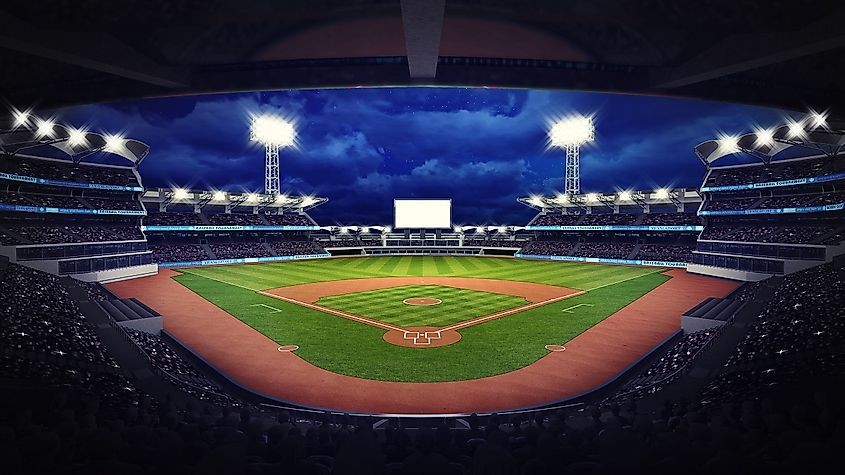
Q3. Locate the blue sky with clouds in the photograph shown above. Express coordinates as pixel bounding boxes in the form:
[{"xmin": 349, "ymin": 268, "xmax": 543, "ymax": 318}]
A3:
[{"xmin": 54, "ymin": 88, "xmax": 787, "ymax": 225}]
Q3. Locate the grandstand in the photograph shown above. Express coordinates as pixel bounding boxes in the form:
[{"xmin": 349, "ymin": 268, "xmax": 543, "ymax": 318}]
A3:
[
  {"xmin": 692, "ymin": 135, "xmax": 845, "ymax": 280},
  {"xmin": 0, "ymin": 147, "xmax": 154, "ymax": 282}
]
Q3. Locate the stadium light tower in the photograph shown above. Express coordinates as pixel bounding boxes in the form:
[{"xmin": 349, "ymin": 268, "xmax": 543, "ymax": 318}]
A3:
[
  {"xmin": 549, "ymin": 115, "xmax": 595, "ymax": 196},
  {"xmin": 250, "ymin": 115, "xmax": 295, "ymax": 196}
]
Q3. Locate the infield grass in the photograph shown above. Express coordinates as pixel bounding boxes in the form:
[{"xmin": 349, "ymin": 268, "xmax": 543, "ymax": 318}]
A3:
[
  {"xmin": 317, "ymin": 284, "xmax": 527, "ymax": 327},
  {"xmin": 173, "ymin": 256, "xmax": 669, "ymax": 382}
]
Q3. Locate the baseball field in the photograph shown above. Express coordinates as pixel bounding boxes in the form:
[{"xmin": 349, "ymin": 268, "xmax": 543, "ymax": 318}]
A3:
[{"xmin": 171, "ymin": 255, "xmax": 670, "ymax": 382}]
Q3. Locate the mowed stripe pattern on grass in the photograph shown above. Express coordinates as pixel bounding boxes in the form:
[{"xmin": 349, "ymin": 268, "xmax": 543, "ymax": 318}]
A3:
[
  {"xmin": 178, "ymin": 256, "xmax": 659, "ymax": 291},
  {"xmin": 316, "ymin": 285, "xmax": 527, "ymax": 327}
]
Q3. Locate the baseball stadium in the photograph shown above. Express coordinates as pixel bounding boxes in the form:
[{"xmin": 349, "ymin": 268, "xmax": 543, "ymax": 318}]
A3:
[{"xmin": 1, "ymin": 1, "xmax": 844, "ymax": 473}]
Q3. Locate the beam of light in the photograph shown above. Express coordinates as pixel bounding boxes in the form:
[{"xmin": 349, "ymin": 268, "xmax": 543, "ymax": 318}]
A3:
[
  {"xmin": 173, "ymin": 188, "xmax": 190, "ymax": 200},
  {"xmin": 618, "ymin": 191, "xmax": 632, "ymax": 201},
  {"xmin": 103, "ymin": 133, "xmax": 125, "ymax": 152},
  {"xmin": 548, "ymin": 114, "xmax": 595, "ymax": 147},
  {"xmin": 300, "ymin": 195, "xmax": 316, "ymax": 207},
  {"xmin": 808, "ymin": 109, "xmax": 828, "ymax": 129},
  {"xmin": 655, "ymin": 188, "xmax": 670, "ymax": 199},
  {"xmin": 35, "ymin": 117, "xmax": 56, "ymax": 138},
  {"xmin": 716, "ymin": 133, "xmax": 740, "ymax": 154},
  {"xmin": 246, "ymin": 193, "xmax": 259, "ymax": 203},
  {"xmin": 12, "ymin": 108, "xmax": 31, "ymax": 128},
  {"xmin": 786, "ymin": 119, "xmax": 806, "ymax": 139},
  {"xmin": 528, "ymin": 195, "xmax": 545, "ymax": 207},
  {"xmin": 212, "ymin": 191, "xmax": 226, "ymax": 201},
  {"xmin": 67, "ymin": 127, "xmax": 88, "ymax": 147},
  {"xmin": 250, "ymin": 115, "xmax": 295, "ymax": 146},
  {"xmin": 586, "ymin": 193, "xmax": 598, "ymax": 202},
  {"xmin": 753, "ymin": 126, "xmax": 775, "ymax": 148}
]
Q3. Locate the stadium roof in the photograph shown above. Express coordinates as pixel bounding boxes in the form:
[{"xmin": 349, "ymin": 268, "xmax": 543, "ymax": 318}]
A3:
[
  {"xmin": 0, "ymin": 122, "xmax": 150, "ymax": 165},
  {"xmin": 1, "ymin": 0, "xmax": 844, "ymax": 112},
  {"xmin": 694, "ymin": 120, "xmax": 845, "ymax": 165}
]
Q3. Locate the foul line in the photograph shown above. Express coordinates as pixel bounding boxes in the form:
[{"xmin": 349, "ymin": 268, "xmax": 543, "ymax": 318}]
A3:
[
  {"xmin": 251, "ymin": 303, "xmax": 283, "ymax": 313},
  {"xmin": 177, "ymin": 269, "xmax": 265, "ymax": 292},
  {"xmin": 259, "ymin": 291, "xmax": 405, "ymax": 332},
  {"xmin": 582, "ymin": 268, "xmax": 667, "ymax": 292},
  {"xmin": 561, "ymin": 303, "xmax": 594, "ymax": 313},
  {"xmin": 439, "ymin": 290, "xmax": 585, "ymax": 332}
]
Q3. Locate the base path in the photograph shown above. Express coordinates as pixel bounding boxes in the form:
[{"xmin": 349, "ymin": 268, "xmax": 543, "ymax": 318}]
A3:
[
  {"xmin": 265, "ymin": 276, "xmax": 578, "ymax": 304},
  {"xmin": 261, "ymin": 277, "xmax": 583, "ymax": 348},
  {"xmin": 107, "ymin": 269, "xmax": 739, "ymax": 415}
]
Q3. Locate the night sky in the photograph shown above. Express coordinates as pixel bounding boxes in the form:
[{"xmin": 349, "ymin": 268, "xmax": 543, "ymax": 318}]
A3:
[{"xmin": 54, "ymin": 88, "xmax": 787, "ymax": 225}]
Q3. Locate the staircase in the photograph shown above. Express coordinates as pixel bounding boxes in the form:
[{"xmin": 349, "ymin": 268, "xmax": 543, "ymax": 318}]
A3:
[
  {"xmin": 201, "ymin": 243, "xmax": 216, "ymax": 259},
  {"xmin": 0, "ymin": 225, "xmax": 32, "ymax": 245},
  {"xmin": 262, "ymin": 242, "xmax": 277, "ymax": 257},
  {"xmin": 627, "ymin": 243, "xmax": 643, "ymax": 260},
  {"xmin": 813, "ymin": 225, "xmax": 845, "ymax": 245}
]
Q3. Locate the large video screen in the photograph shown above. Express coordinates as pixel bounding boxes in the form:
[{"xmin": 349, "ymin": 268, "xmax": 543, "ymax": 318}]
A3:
[{"xmin": 394, "ymin": 199, "xmax": 452, "ymax": 229}]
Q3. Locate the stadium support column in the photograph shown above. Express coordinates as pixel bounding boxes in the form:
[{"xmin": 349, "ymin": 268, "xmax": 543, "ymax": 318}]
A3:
[
  {"xmin": 264, "ymin": 143, "xmax": 280, "ymax": 196},
  {"xmin": 565, "ymin": 144, "xmax": 580, "ymax": 196}
]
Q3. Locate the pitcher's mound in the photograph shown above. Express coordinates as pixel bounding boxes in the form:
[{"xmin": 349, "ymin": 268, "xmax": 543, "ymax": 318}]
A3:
[{"xmin": 403, "ymin": 297, "xmax": 442, "ymax": 306}]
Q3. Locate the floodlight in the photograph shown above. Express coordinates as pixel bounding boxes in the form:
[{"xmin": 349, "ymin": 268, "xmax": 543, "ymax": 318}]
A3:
[
  {"xmin": 716, "ymin": 134, "xmax": 740, "ymax": 154},
  {"xmin": 809, "ymin": 109, "xmax": 828, "ymax": 129},
  {"xmin": 548, "ymin": 114, "xmax": 595, "ymax": 196},
  {"xmin": 301, "ymin": 195, "xmax": 316, "ymax": 207},
  {"xmin": 103, "ymin": 134, "xmax": 125, "ymax": 152},
  {"xmin": 528, "ymin": 195, "xmax": 544, "ymax": 207},
  {"xmin": 212, "ymin": 191, "xmax": 226, "ymax": 201},
  {"xmin": 250, "ymin": 116, "xmax": 295, "ymax": 146},
  {"xmin": 555, "ymin": 193, "xmax": 569, "ymax": 204},
  {"xmin": 754, "ymin": 127, "xmax": 775, "ymax": 148},
  {"xmin": 12, "ymin": 109, "xmax": 30, "ymax": 128},
  {"xmin": 786, "ymin": 120, "xmax": 806, "ymax": 139},
  {"xmin": 173, "ymin": 188, "xmax": 190, "ymax": 200},
  {"xmin": 586, "ymin": 193, "xmax": 598, "ymax": 202},
  {"xmin": 275, "ymin": 194, "xmax": 287, "ymax": 203},
  {"xmin": 549, "ymin": 116, "xmax": 595, "ymax": 147},
  {"xmin": 35, "ymin": 118, "xmax": 55, "ymax": 138},
  {"xmin": 67, "ymin": 127, "xmax": 88, "ymax": 147},
  {"xmin": 246, "ymin": 193, "xmax": 259, "ymax": 203},
  {"xmin": 250, "ymin": 115, "xmax": 295, "ymax": 195},
  {"xmin": 655, "ymin": 188, "xmax": 670, "ymax": 199},
  {"xmin": 618, "ymin": 191, "xmax": 632, "ymax": 201}
]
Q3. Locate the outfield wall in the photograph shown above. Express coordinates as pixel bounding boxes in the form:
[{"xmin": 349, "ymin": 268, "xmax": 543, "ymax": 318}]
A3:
[
  {"xmin": 515, "ymin": 253, "xmax": 688, "ymax": 268},
  {"xmin": 157, "ymin": 253, "xmax": 331, "ymax": 268}
]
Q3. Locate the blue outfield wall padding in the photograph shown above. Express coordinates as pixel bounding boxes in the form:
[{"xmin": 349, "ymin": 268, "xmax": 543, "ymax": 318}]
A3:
[
  {"xmin": 142, "ymin": 225, "xmax": 320, "ymax": 231},
  {"xmin": 515, "ymin": 253, "xmax": 687, "ymax": 268},
  {"xmin": 524, "ymin": 225, "xmax": 703, "ymax": 232},
  {"xmin": 157, "ymin": 253, "xmax": 331, "ymax": 268}
]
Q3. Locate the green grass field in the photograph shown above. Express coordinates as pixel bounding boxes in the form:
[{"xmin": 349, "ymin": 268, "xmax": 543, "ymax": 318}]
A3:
[
  {"xmin": 174, "ymin": 256, "xmax": 669, "ymax": 382},
  {"xmin": 317, "ymin": 284, "xmax": 527, "ymax": 327}
]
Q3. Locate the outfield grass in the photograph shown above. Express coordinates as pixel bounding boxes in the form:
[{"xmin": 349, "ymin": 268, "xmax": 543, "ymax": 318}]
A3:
[
  {"xmin": 177, "ymin": 255, "xmax": 659, "ymax": 291},
  {"xmin": 173, "ymin": 256, "xmax": 670, "ymax": 382},
  {"xmin": 316, "ymin": 284, "xmax": 527, "ymax": 327}
]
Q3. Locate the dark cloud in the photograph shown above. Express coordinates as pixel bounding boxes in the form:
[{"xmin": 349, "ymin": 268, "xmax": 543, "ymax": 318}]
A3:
[{"xmin": 52, "ymin": 88, "xmax": 787, "ymax": 224}]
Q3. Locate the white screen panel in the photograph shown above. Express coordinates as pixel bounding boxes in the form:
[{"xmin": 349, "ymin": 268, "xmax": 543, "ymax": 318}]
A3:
[{"xmin": 394, "ymin": 199, "xmax": 452, "ymax": 229}]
